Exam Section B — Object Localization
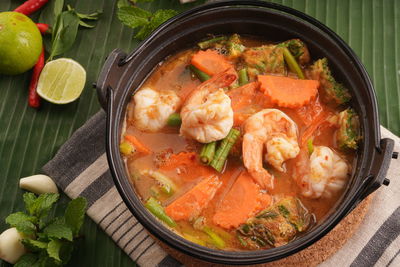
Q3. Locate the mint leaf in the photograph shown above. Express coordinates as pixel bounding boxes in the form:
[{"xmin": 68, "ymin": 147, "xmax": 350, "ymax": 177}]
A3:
[
  {"xmin": 118, "ymin": 0, "xmax": 133, "ymax": 8},
  {"xmin": 36, "ymin": 254, "xmax": 58, "ymax": 267},
  {"xmin": 43, "ymin": 220, "xmax": 73, "ymax": 241},
  {"xmin": 22, "ymin": 239, "xmax": 48, "ymax": 252},
  {"xmin": 23, "ymin": 193, "xmax": 38, "ymax": 215},
  {"xmin": 134, "ymin": 9, "xmax": 177, "ymax": 40},
  {"xmin": 14, "ymin": 253, "xmax": 38, "ymax": 267},
  {"xmin": 6, "ymin": 212, "xmax": 37, "ymax": 236},
  {"xmin": 23, "ymin": 192, "xmax": 59, "ymax": 219},
  {"xmin": 65, "ymin": 197, "xmax": 87, "ymax": 237},
  {"xmin": 117, "ymin": 6, "xmax": 151, "ymax": 28},
  {"xmin": 36, "ymin": 193, "xmax": 60, "ymax": 219},
  {"xmin": 151, "ymin": 9, "xmax": 178, "ymax": 26},
  {"xmin": 47, "ymin": 239, "xmax": 62, "ymax": 262}
]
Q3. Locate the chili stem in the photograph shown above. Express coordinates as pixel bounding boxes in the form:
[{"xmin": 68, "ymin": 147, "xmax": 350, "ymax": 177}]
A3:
[{"xmin": 210, "ymin": 129, "xmax": 240, "ymax": 172}]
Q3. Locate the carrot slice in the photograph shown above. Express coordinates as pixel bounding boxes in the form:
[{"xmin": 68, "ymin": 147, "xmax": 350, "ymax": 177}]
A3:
[
  {"xmin": 124, "ymin": 135, "xmax": 151, "ymax": 154},
  {"xmin": 258, "ymin": 75, "xmax": 319, "ymax": 108},
  {"xmin": 213, "ymin": 171, "xmax": 272, "ymax": 229},
  {"xmin": 160, "ymin": 152, "xmax": 197, "ymax": 170},
  {"xmin": 165, "ymin": 175, "xmax": 222, "ymax": 221},
  {"xmin": 191, "ymin": 49, "xmax": 233, "ymax": 76}
]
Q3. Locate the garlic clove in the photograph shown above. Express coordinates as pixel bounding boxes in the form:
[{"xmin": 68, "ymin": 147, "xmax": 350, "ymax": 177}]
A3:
[
  {"xmin": 19, "ymin": 174, "xmax": 58, "ymax": 194},
  {"xmin": 0, "ymin": 228, "xmax": 27, "ymax": 264}
]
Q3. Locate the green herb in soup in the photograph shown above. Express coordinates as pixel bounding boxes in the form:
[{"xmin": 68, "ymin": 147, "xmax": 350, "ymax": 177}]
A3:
[{"xmin": 121, "ymin": 34, "xmax": 359, "ymax": 251}]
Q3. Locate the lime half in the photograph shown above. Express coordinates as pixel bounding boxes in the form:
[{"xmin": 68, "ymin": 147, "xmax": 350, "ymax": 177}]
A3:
[{"xmin": 37, "ymin": 58, "xmax": 86, "ymax": 104}]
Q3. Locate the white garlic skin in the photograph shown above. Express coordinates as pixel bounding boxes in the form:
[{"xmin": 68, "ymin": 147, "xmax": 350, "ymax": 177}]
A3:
[
  {"xmin": 0, "ymin": 228, "xmax": 27, "ymax": 264},
  {"xmin": 19, "ymin": 174, "xmax": 58, "ymax": 194}
]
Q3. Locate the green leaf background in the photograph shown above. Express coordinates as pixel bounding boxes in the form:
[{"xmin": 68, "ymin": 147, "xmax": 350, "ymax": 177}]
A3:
[{"xmin": 1, "ymin": 0, "xmax": 400, "ymax": 266}]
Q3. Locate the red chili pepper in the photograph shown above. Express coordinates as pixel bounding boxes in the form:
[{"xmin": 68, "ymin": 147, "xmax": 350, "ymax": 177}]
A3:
[
  {"xmin": 29, "ymin": 47, "xmax": 45, "ymax": 108},
  {"xmin": 36, "ymin": 23, "xmax": 51, "ymax": 34},
  {"xmin": 14, "ymin": 0, "xmax": 49, "ymax": 16}
]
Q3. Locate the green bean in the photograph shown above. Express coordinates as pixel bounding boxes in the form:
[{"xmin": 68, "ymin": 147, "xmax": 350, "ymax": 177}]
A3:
[
  {"xmin": 210, "ymin": 129, "xmax": 240, "ymax": 172},
  {"xmin": 145, "ymin": 197, "xmax": 176, "ymax": 227},
  {"xmin": 189, "ymin": 65, "xmax": 210, "ymax": 82},
  {"xmin": 283, "ymin": 47, "xmax": 305, "ymax": 79},
  {"xmin": 144, "ymin": 170, "xmax": 177, "ymax": 196},
  {"xmin": 203, "ymin": 226, "xmax": 225, "ymax": 249},
  {"xmin": 197, "ymin": 36, "xmax": 228, "ymax": 49},
  {"xmin": 119, "ymin": 141, "xmax": 135, "ymax": 156},
  {"xmin": 199, "ymin": 142, "xmax": 216, "ymax": 164},
  {"xmin": 238, "ymin": 68, "xmax": 249, "ymax": 86},
  {"xmin": 167, "ymin": 113, "xmax": 182, "ymax": 126}
]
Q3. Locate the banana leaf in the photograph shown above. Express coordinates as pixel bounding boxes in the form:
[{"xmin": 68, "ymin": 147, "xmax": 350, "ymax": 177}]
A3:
[{"xmin": 1, "ymin": 0, "xmax": 399, "ymax": 266}]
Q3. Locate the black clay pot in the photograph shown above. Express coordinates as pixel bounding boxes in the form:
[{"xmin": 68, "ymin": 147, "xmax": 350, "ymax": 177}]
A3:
[{"xmin": 96, "ymin": 1, "xmax": 395, "ymax": 265}]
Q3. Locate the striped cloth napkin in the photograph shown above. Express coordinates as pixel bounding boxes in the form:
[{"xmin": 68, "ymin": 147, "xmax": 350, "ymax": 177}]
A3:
[{"xmin": 42, "ymin": 110, "xmax": 400, "ymax": 267}]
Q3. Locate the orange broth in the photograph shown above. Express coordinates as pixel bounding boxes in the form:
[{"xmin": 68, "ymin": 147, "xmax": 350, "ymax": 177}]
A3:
[{"xmin": 123, "ymin": 37, "xmax": 356, "ymax": 251}]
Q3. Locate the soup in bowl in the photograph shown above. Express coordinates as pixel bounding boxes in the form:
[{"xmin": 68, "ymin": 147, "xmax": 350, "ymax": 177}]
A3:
[
  {"xmin": 119, "ymin": 34, "xmax": 360, "ymax": 251},
  {"xmin": 96, "ymin": 1, "xmax": 394, "ymax": 264}
]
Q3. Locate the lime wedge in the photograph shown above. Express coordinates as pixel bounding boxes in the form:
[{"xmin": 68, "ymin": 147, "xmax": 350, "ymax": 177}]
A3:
[{"xmin": 37, "ymin": 58, "xmax": 86, "ymax": 104}]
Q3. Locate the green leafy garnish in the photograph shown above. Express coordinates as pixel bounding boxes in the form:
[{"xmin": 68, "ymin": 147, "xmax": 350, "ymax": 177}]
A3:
[
  {"xmin": 39, "ymin": 0, "xmax": 101, "ymax": 61},
  {"xmin": 117, "ymin": 0, "xmax": 178, "ymax": 40},
  {"xmin": 5, "ymin": 193, "xmax": 87, "ymax": 266}
]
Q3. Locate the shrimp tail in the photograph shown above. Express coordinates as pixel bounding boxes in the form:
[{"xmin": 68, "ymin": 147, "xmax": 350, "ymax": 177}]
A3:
[
  {"xmin": 243, "ymin": 133, "xmax": 275, "ymax": 190},
  {"xmin": 249, "ymin": 170, "xmax": 274, "ymax": 190},
  {"xmin": 200, "ymin": 68, "xmax": 237, "ymax": 92}
]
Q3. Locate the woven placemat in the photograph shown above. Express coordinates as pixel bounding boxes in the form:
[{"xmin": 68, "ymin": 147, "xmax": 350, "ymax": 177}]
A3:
[{"xmin": 157, "ymin": 195, "xmax": 373, "ymax": 267}]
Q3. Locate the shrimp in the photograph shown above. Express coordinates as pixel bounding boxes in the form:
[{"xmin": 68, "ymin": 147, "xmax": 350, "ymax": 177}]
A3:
[
  {"xmin": 295, "ymin": 146, "xmax": 349, "ymax": 198},
  {"xmin": 180, "ymin": 70, "xmax": 237, "ymax": 143},
  {"xmin": 243, "ymin": 109, "xmax": 300, "ymax": 189},
  {"xmin": 133, "ymin": 87, "xmax": 181, "ymax": 132}
]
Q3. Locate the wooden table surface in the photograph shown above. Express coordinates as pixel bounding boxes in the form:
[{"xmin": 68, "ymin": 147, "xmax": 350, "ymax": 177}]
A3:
[{"xmin": 1, "ymin": 0, "xmax": 399, "ymax": 266}]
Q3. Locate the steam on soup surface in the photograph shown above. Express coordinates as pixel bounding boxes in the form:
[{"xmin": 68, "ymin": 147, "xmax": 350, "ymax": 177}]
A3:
[{"xmin": 120, "ymin": 35, "xmax": 360, "ymax": 250}]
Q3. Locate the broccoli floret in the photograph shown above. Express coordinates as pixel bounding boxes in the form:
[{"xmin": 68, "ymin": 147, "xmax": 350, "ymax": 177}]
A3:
[
  {"xmin": 337, "ymin": 108, "xmax": 361, "ymax": 149},
  {"xmin": 227, "ymin": 34, "xmax": 245, "ymax": 59},
  {"xmin": 236, "ymin": 197, "xmax": 311, "ymax": 249},
  {"xmin": 307, "ymin": 58, "xmax": 351, "ymax": 105},
  {"xmin": 279, "ymin": 39, "xmax": 310, "ymax": 65}
]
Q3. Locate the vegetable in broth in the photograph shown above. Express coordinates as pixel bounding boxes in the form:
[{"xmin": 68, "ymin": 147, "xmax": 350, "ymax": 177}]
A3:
[{"xmin": 120, "ymin": 34, "xmax": 360, "ymax": 251}]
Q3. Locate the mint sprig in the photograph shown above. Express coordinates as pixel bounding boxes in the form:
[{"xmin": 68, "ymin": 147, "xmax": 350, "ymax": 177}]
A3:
[
  {"xmin": 5, "ymin": 193, "xmax": 87, "ymax": 266},
  {"xmin": 117, "ymin": 0, "xmax": 178, "ymax": 40}
]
